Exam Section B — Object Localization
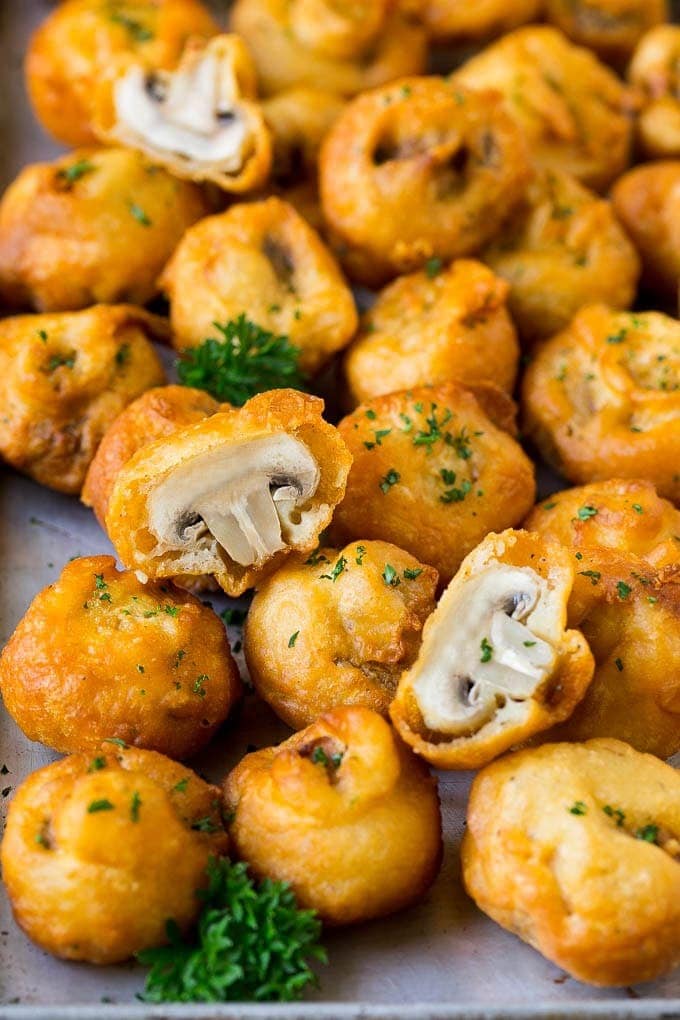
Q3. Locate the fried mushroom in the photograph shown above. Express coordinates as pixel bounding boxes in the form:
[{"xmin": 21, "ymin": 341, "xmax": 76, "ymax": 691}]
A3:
[
  {"xmin": 462, "ymin": 739, "xmax": 680, "ymax": 986},
  {"xmin": 544, "ymin": 0, "xmax": 668, "ymax": 66},
  {"xmin": 25, "ymin": 0, "xmax": 219, "ymax": 147},
  {"xmin": 421, "ymin": 0, "xmax": 542, "ymax": 44},
  {"xmin": 161, "ymin": 197, "xmax": 358, "ymax": 376},
  {"xmin": 629, "ymin": 26, "xmax": 680, "ymax": 159},
  {"xmin": 390, "ymin": 530, "xmax": 594, "ymax": 770},
  {"xmin": 106, "ymin": 389, "xmax": 352, "ymax": 596},
  {"xmin": 230, "ymin": 0, "xmax": 427, "ymax": 97},
  {"xmin": 0, "ymin": 556, "xmax": 241, "ymax": 759},
  {"xmin": 223, "ymin": 706, "xmax": 442, "ymax": 924},
  {"xmin": 522, "ymin": 305, "xmax": 680, "ymax": 502},
  {"xmin": 453, "ymin": 26, "xmax": 635, "ymax": 192},
  {"xmin": 331, "ymin": 383, "xmax": 536, "ymax": 584},
  {"xmin": 95, "ymin": 34, "xmax": 272, "ymax": 193},
  {"xmin": 481, "ymin": 169, "xmax": 640, "ymax": 345},
  {"xmin": 0, "ymin": 747, "xmax": 227, "ymax": 963},
  {"xmin": 245, "ymin": 540, "xmax": 438, "ymax": 728},
  {"xmin": 0, "ymin": 306, "xmax": 166, "ymax": 494},
  {"xmin": 0, "ymin": 147, "xmax": 210, "ymax": 313},
  {"xmin": 319, "ymin": 79, "xmax": 532, "ymax": 287},
  {"xmin": 344, "ymin": 259, "xmax": 519, "ymax": 404}
]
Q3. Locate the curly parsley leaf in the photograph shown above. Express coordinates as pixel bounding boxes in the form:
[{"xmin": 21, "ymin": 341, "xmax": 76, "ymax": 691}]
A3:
[{"xmin": 177, "ymin": 315, "xmax": 307, "ymax": 407}]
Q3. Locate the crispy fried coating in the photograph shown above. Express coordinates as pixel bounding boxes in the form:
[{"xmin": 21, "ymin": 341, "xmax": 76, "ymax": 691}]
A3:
[
  {"xmin": 264, "ymin": 87, "xmax": 345, "ymax": 186},
  {"xmin": 319, "ymin": 79, "xmax": 532, "ymax": 287},
  {"xmin": 629, "ymin": 26, "xmax": 680, "ymax": 159},
  {"xmin": 462, "ymin": 739, "xmax": 680, "ymax": 986},
  {"xmin": 344, "ymin": 260, "xmax": 519, "ymax": 404},
  {"xmin": 522, "ymin": 305, "xmax": 680, "ymax": 503},
  {"xmin": 544, "ymin": 0, "xmax": 668, "ymax": 65},
  {"xmin": 0, "ymin": 306, "xmax": 166, "ymax": 495},
  {"xmin": 453, "ymin": 26, "xmax": 635, "ymax": 192},
  {"xmin": 390, "ymin": 530, "xmax": 594, "ymax": 770},
  {"xmin": 106, "ymin": 389, "xmax": 352, "ymax": 596},
  {"xmin": 245, "ymin": 541, "xmax": 438, "ymax": 728},
  {"xmin": 161, "ymin": 197, "xmax": 358, "ymax": 376},
  {"xmin": 331, "ymin": 383, "xmax": 536, "ymax": 584},
  {"xmin": 25, "ymin": 0, "xmax": 219, "ymax": 146},
  {"xmin": 223, "ymin": 706, "xmax": 442, "ymax": 924},
  {"xmin": 0, "ymin": 747, "xmax": 227, "ymax": 964},
  {"xmin": 611, "ymin": 161, "xmax": 680, "ymax": 300},
  {"xmin": 0, "ymin": 147, "xmax": 210, "ymax": 314},
  {"xmin": 481, "ymin": 169, "xmax": 640, "ymax": 345},
  {"xmin": 230, "ymin": 0, "xmax": 427, "ymax": 97},
  {"xmin": 421, "ymin": 0, "xmax": 542, "ymax": 43},
  {"xmin": 0, "ymin": 556, "xmax": 241, "ymax": 759},
  {"xmin": 83, "ymin": 385, "xmax": 221, "ymax": 528}
]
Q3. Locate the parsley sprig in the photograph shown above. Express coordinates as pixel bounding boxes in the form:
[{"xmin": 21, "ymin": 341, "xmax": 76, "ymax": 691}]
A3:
[
  {"xmin": 138, "ymin": 858, "xmax": 326, "ymax": 1003},
  {"xmin": 177, "ymin": 315, "xmax": 307, "ymax": 407}
]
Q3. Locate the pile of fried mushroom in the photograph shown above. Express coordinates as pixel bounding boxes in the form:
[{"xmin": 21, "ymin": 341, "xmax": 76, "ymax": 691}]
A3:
[{"xmin": 1, "ymin": 0, "xmax": 680, "ymax": 1000}]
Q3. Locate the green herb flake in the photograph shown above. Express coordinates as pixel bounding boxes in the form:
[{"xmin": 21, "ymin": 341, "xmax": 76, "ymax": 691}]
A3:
[
  {"xmin": 568, "ymin": 801, "xmax": 587, "ymax": 816},
  {"xmin": 382, "ymin": 564, "xmax": 400, "ymax": 587},
  {"xmin": 523, "ymin": 640, "xmax": 537, "ymax": 647},
  {"xmin": 365, "ymin": 408, "xmax": 377, "ymax": 420},
  {"xmin": 320, "ymin": 555, "xmax": 347, "ymax": 582},
  {"xmin": 354, "ymin": 544, "xmax": 366, "ymax": 565},
  {"xmin": 288, "ymin": 631, "xmax": 299, "ymax": 648},
  {"xmin": 577, "ymin": 505, "xmax": 598, "ymax": 520},
  {"xmin": 425, "ymin": 257, "xmax": 443, "ymax": 279},
  {"xmin": 193, "ymin": 675, "xmax": 209, "ymax": 698},
  {"xmin": 480, "ymin": 637, "xmax": 493, "ymax": 663},
  {"xmin": 110, "ymin": 12, "xmax": 154, "ymax": 41},
  {"xmin": 616, "ymin": 581, "xmax": 632, "ymax": 600},
  {"xmin": 103, "ymin": 737, "xmax": 128, "ymax": 748},
  {"xmin": 57, "ymin": 158, "xmax": 96, "ymax": 186},
  {"xmin": 603, "ymin": 805, "xmax": 625, "ymax": 827},
  {"xmin": 87, "ymin": 799, "xmax": 115, "ymax": 814},
  {"xmin": 88, "ymin": 756, "xmax": 106, "ymax": 773},
  {"xmin": 606, "ymin": 328, "xmax": 628, "ymax": 345},
  {"xmin": 220, "ymin": 608, "xmax": 247, "ymax": 627},
  {"xmin": 542, "ymin": 501, "xmax": 557, "ymax": 510},
  {"xmin": 173, "ymin": 778, "xmax": 189, "ymax": 793},
  {"xmin": 614, "ymin": 657, "xmax": 624, "ymax": 672},
  {"xmin": 631, "ymin": 503, "xmax": 644, "ymax": 514},
  {"xmin": 129, "ymin": 202, "xmax": 152, "ymax": 226},
  {"xmin": 130, "ymin": 791, "xmax": 142, "ymax": 823},
  {"xmin": 636, "ymin": 824, "xmax": 659, "ymax": 844},
  {"xmin": 578, "ymin": 569, "xmax": 601, "ymax": 585},
  {"xmin": 115, "ymin": 344, "xmax": 131, "ymax": 368},
  {"xmin": 403, "ymin": 567, "xmax": 423, "ymax": 580},
  {"xmin": 379, "ymin": 468, "xmax": 400, "ymax": 494},
  {"xmin": 191, "ymin": 816, "xmax": 221, "ymax": 834}
]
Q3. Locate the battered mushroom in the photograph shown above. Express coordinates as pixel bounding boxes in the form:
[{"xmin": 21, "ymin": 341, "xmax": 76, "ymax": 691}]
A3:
[
  {"xmin": 331, "ymin": 383, "xmax": 536, "ymax": 583},
  {"xmin": 0, "ymin": 306, "xmax": 166, "ymax": 494},
  {"xmin": 629, "ymin": 26, "xmax": 680, "ymax": 159},
  {"xmin": 453, "ymin": 26, "xmax": 635, "ymax": 192},
  {"xmin": 462, "ymin": 739, "xmax": 680, "ymax": 986},
  {"xmin": 544, "ymin": 0, "xmax": 668, "ymax": 65},
  {"xmin": 344, "ymin": 260, "xmax": 519, "ymax": 404},
  {"xmin": 83, "ymin": 385, "xmax": 221, "ymax": 529},
  {"xmin": 25, "ymin": 0, "xmax": 219, "ymax": 146},
  {"xmin": 106, "ymin": 389, "xmax": 352, "ymax": 596},
  {"xmin": 1, "ymin": 747, "xmax": 227, "ymax": 964},
  {"xmin": 611, "ymin": 161, "xmax": 680, "ymax": 300},
  {"xmin": 522, "ymin": 305, "xmax": 680, "ymax": 502},
  {"xmin": 390, "ymin": 530, "xmax": 595, "ymax": 770},
  {"xmin": 0, "ymin": 147, "xmax": 210, "ymax": 313},
  {"xmin": 421, "ymin": 0, "xmax": 542, "ymax": 44},
  {"xmin": 230, "ymin": 0, "xmax": 427, "ymax": 97},
  {"xmin": 95, "ymin": 34, "xmax": 272, "ymax": 192},
  {"xmin": 245, "ymin": 541, "xmax": 438, "ymax": 728},
  {"xmin": 160, "ymin": 197, "xmax": 358, "ymax": 376},
  {"xmin": 481, "ymin": 169, "xmax": 640, "ymax": 345},
  {"xmin": 223, "ymin": 706, "xmax": 442, "ymax": 924},
  {"xmin": 0, "ymin": 556, "xmax": 241, "ymax": 759},
  {"xmin": 319, "ymin": 79, "xmax": 532, "ymax": 287}
]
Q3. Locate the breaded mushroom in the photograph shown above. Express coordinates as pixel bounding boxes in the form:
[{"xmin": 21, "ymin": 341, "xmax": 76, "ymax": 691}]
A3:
[
  {"xmin": 245, "ymin": 541, "xmax": 438, "ymax": 728},
  {"xmin": 25, "ymin": 0, "xmax": 219, "ymax": 147},
  {"xmin": 522, "ymin": 305, "xmax": 680, "ymax": 503},
  {"xmin": 106, "ymin": 389, "xmax": 352, "ymax": 596},
  {"xmin": 223, "ymin": 706, "xmax": 442, "ymax": 924},
  {"xmin": 230, "ymin": 0, "xmax": 427, "ymax": 97},
  {"xmin": 629, "ymin": 25, "xmax": 680, "ymax": 159},
  {"xmin": 421, "ymin": 0, "xmax": 542, "ymax": 44},
  {"xmin": 344, "ymin": 259, "xmax": 519, "ymax": 404},
  {"xmin": 453, "ymin": 26, "xmax": 635, "ymax": 192},
  {"xmin": 481, "ymin": 169, "xmax": 640, "ymax": 345},
  {"xmin": 319, "ymin": 79, "xmax": 532, "ymax": 287},
  {"xmin": 463, "ymin": 739, "xmax": 680, "ymax": 986},
  {"xmin": 331, "ymin": 383, "xmax": 536, "ymax": 584},
  {"xmin": 0, "ymin": 147, "xmax": 210, "ymax": 313},
  {"xmin": 611, "ymin": 161, "xmax": 680, "ymax": 301},
  {"xmin": 544, "ymin": 0, "xmax": 668, "ymax": 66},
  {"xmin": 1, "ymin": 747, "xmax": 227, "ymax": 963},
  {"xmin": 390, "ymin": 530, "xmax": 595, "ymax": 770},
  {"xmin": 0, "ymin": 556, "xmax": 242, "ymax": 759},
  {"xmin": 161, "ymin": 197, "xmax": 358, "ymax": 376},
  {"xmin": 0, "ymin": 306, "xmax": 166, "ymax": 494}
]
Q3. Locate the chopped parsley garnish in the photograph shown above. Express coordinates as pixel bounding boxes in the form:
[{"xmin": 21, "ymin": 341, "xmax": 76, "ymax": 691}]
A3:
[
  {"xmin": 88, "ymin": 756, "xmax": 106, "ymax": 772},
  {"xmin": 603, "ymin": 805, "xmax": 625, "ymax": 827},
  {"xmin": 523, "ymin": 640, "xmax": 536, "ymax": 647},
  {"xmin": 35, "ymin": 831, "xmax": 50, "ymax": 848},
  {"xmin": 616, "ymin": 581, "xmax": 632, "ymax": 600},
  {"xmin": 440, "ymin": 476, "xmax": 472, "ymax": 503},
  {"xmin": 354, "ymin": 545, "xmax": 366, "ymax": 565},
  {"xmin": 379, "ymin": 468, "xmax": 400, "ymax": 493},
  {"xmin": 568, "ymin": 801, "xmax": 587, "ymax": 816},
  {"xmin": 191, "ymin": 816, "xmax": 221, "ymax": 834},
  {"xmin": 606, "ymin": 328, "xmax": 627, "ymax": 345},
  {"xmin": 115, "ymin": 344, "xmax": 131, "ymax": 368},
  {"xmin": 288, "ymin": 631, "xmax": 299, "ymax": 648},
  {"xmin": 56, "ymin": 158, "xmax": 96, "ymax": 186},
  {"xmin": 480, "ymin": 637, "xmax": 493, "ymax": 663},
  {"xmin": 636, "ymin": 824, "xmax": 659, "ymax": 844},
  {"xmin": 576, "ymin": 505, "xmax": 598, "ymax": 520},
  {"xmin": 578, "ymin": 570, "xmax": 601, "ymax": 585},
  {"xmin": 311, "ymin": 747, "xmax": 343, "ymax": 769},
  {"xmin": 46, "ymin": 352, "xmax": 76, "ymax": 372},
  {"xmin": 304, "ymin": 549, "xmax": 328, "ymax": 567},
  {"xmin": 403, "ymin": 567, "xmax": 423, "ymax": 580},
  {"xmin": 365, "ymin": 408, "xmax": 377, "ymax": 420},
  {"xmin": 413, "ymin": 404, "xmax": 452, "ymax": 448},
  {"xmin": 103, "ymin": 737, "xmax": 127, "ymax": 748},
  {"xmin": 614, "ymin": 657, "xmax": 624, "ymax": 672},
  {"xmin": 363, "ymin": 428, "xmax": 392, "ymax": 450},
  {"xmin": 87, "ymin": 799, "xmax": 115, "ymax": 813},
  {"xmin": 173, "ymin": 778, "xmax": 189, "ymax": 793},
  {"xmin": 631, "ymin": 503, "xmax": 643, "ymax": 514},
  {"xmin": 177, "ymin": 315, "xmax": 306, "ymax": 406},
  {"xmin": 130, "ymin": 791, "xmax": 142, "ymax": 822},
  {"xmin": 382, "ymin": 564, "xmax": 400, "ymax": 587},
  {"xmin": 425, "ymin": 257, "xmax": 443, "ymax": 279},
  {"xmin": 193, "ymin": 675, "xmax": 208, "ymax": 698},
  {"xmin": 320, "ymin": 555, "xmax": 347, "ymax": 582},
  {"xmin": 110, "ymin": 12, "xmax": 154, "ymax": 41},
  {"xmin": 163, "ymin": 604, "xmax": 181, "ymax": 617},
  {"xmin": 129, "ymin": 202, "xmax": 152, "ymax": 226},
  {"xmin": 220, "ymin": 608, "xmax": 247, "ymax": 627},
  {"xmin": 542, "ymin": 501, "xmax": 557, "ymax": 510},
  {"xmin": 137, "ymin": 664, "xmax": 145, "ymax": 674}
]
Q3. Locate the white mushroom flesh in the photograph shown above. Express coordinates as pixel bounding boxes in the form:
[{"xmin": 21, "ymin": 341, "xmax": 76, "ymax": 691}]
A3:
[
  {"xmin": 412, "ymin": 565, "xmax": 559, "ymax": 736},
  {"xmin": 114, "ymin": 51, "xmax": 249, "ymax": 169},
  {"xmin": 147, "ymin": 434, "xmax": 320, "ymax": 567}
]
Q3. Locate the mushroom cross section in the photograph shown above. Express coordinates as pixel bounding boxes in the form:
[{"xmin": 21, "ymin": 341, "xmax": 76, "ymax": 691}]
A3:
[
  {"xmin": 413, "ymin": 565, "xmax": 559, "ymax": 736},
  {"xmin": 147, "ymin": 434, "xmax": 320, "ymax": 567}
]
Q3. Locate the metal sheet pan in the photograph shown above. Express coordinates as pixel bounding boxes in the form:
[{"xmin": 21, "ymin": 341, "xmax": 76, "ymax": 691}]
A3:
[{"xmin": 1, "ymin": 2, "xmax": 679, "ymax": 1017}]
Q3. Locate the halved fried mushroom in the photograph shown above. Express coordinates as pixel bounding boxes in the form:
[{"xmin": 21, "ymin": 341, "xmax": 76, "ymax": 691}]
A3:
[
  {"xmin": 390, "ymin": 529, "xmax": 594, "ymax": 769},
  {"xmin": 95, "ymin": 35, "xmax": 271, "ymax": 192},
  {"xmin": 106, "ymin": 389, "xmax": 352, "ymax": 595}
]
